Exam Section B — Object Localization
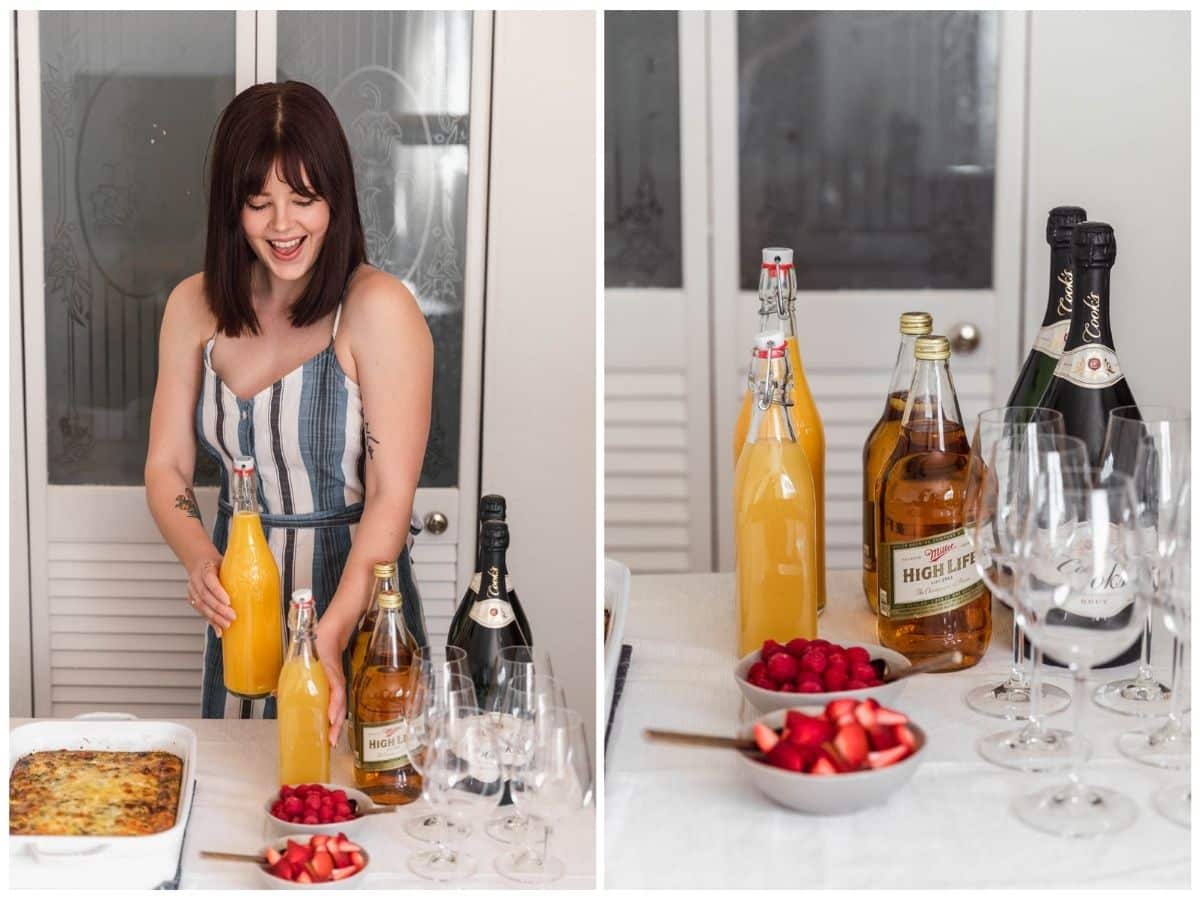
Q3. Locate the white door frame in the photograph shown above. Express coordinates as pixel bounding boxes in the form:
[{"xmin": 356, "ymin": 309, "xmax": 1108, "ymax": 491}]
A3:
[
  {"xmin": 253, "ymin": 10, "xmax": 491, "ymax": 591},
  {"xmin": 604, "ymin": 11, "xmax": 712, "ymax": 572},
  {"xmin": 708, "ymin": 10, "xmax": 1029, "ymax": 570}
]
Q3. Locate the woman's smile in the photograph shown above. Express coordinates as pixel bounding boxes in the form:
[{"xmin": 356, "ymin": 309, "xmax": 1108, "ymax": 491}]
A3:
[{"xmin": 267, "ymin": 234, "xmax": 307, "ymax": 261}]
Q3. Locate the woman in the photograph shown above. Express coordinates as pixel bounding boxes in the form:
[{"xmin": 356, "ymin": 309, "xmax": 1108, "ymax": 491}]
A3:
[{"xmin": 145, "ymin": 81, "xmax": 433, "ymax": 742}]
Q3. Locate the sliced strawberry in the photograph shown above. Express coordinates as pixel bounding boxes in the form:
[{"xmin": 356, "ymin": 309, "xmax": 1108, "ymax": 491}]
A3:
[
  {"xmin": 332, "ymin": 865, "xmax": 359, "ymax": 881},
  {"xmin": 824, "ymin": 698, "xmax": 857, "ymax": 725},
  {"xmin": 875, "ymin": 706, "xmax": 908, "ymax": 726},
  {"xmin": 350, "ymin": 851, "xmax": 366, "ymax": 869},
  {"xmin": 310, "ymin": 849, "xmax": 334, "ymax": 881},
  {"xmin": 867, "ymin": 744, "xmax": 910, "ymax": 769},
  {"xmin": 753, "ymin": 722, "xmax": 780, "ymax": 753},
  {"xmin": 784, "ymin": 711, "xmax": 834, "ymax": 746},
  {"xmin": 284, "ymin": 838, "xmax": 312, "ymax": 866},
  {"xmin": 340, "ymin": 839, "xmax": 363, "ymax": 854},
  {"xmin": 269, "ymin": 859, "xmax": 294, "ymax": 881},
  {"xmin": 765, "ymin": 741, "xmax": 807, "ymax": 772},
  {"xmin": 833, "ymin": 722, "xmax": 870, "ymax": 768},
  {"xmin": 331, "ymin": 848, "xmax": 351, "ymax": 869},
  {"xmin": 809, "ymin": 751, "xmax": 840, "ymax": 776},
  {"xmin": 310, "ymin": 834, "xmax": 329, "ymax": 850},
  {"xmin": 868, "ymin": 724, "xmax": 899, "ymax": 751},
  {"xmin": 265, "ymin": 847, "xmax": 282, "ymax": 866},
  {"xmin": 893, "ymin": 723, "xmax": 919, "ymax": 752},
  {"xmin": 296, "ymin": 871, "xmax": 312, "ymax": 885},
  {"xmin": 854, "ymin": 698, "xmax": 880, "ymax": 729}
]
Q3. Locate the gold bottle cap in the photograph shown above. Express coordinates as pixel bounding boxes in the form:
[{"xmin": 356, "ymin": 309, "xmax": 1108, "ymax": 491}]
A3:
[
  {"xmin": 914, "ymin": 335, "xmax": 951, "ymax": 360},
  {"xmin": 377, "ymin": 591, "xmax": 402, "ymax": 610},
  {"xmin": 372, "ymin": 561, "xmax": 397, "ymax": 579},
  {"xmin": 899, "ymin": 312, "xmax": 933, "ymax": 335}
]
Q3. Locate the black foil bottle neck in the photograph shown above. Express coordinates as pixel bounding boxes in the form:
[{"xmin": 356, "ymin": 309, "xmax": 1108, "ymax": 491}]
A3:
[
  {"xmin": 1063, "ymin": 267, "xmax": 1115, "ymax": 351},
  {"xmin": 1042, "ymin": 245, "xmax": 1075, "ymax": 328}
]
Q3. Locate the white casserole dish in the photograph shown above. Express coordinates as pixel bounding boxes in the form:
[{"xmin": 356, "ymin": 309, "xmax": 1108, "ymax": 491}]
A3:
[
  {"xmin": 604, "ymin": 557, "xmax": 632, "ymax": 725},
  {"xmin": 9, "ymin": 715, "xmax": 199, "ymax": 889}
]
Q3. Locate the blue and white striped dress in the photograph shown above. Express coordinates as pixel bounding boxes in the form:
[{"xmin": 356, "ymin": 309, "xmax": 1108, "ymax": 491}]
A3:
[{"xmin": 195, "ymin": 304, "xmax": 426, "ymax": 719}]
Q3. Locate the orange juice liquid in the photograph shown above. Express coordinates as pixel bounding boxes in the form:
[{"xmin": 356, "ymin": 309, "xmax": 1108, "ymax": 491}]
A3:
[
  {"xmin": 734, "ymin": 341, "xmax": 826, "ymax": 611},
  {"xmin": 734, "ymin": 409, "xmax": 820, "ymax": 657},
  {"xmin": 219, "ymin": 511, "xmax": 283, "ymax": 697},
  {"xmin": 278, "ymin": 652, "xmax": 330, "ymax": 785}
]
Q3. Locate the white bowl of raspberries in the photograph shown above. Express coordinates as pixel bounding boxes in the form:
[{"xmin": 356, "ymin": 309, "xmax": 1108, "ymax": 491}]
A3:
[
  {"xmin": 265, "ymin": 783, "xmax": 375, "ymax": 837},
  {"xmin": 734, "ymin": 638, "xmax": 911, "ymax": 713},
  {"xmin": 736, "ymin": 701, "xmax": 926, "ymax": 815}
]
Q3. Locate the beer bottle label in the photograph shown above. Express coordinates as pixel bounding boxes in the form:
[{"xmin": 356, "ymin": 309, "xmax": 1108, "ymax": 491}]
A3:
[
  {"xmin": 878, "ymin": 528, "xmax": 985, "ymax": 620},
  {"xmin": 357, "ymin": 717, "xmax": 411, "ymax": 770}
]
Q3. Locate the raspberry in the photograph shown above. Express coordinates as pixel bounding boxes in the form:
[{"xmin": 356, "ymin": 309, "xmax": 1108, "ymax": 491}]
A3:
[
  {"xmin": 785, "ymin": 638, "xmax": 810, "ymax": 657},
  {"xmin": 796, "ymin": 678, "xmax": 825, "ymax": 693},
  {"xmin": 766, "ymin": 652, "xmax": 800, "ymax": 683},
  {"xmin": 850, "ymin": 662, "xmax": 877, "ymax": 683},
  {"xmin": 761, "ymin": 639, "xmax": 786, "ymax": 662},
  {"xmin": 779, "ymin": 682, "xmax": 798, "ymax": 693},
  {"xmin": 799, "ymin": 649, "xmax": 828, "ymax": 674},
  {"xmin": 822, "ymin": 669, "xmax": 848, "ymax": 692},
  {"xmin": 747, "ymin": 662, "xmax": 767, "ymax": 682},
  {"xmin": 845, "ymin": 646, "xmax": 871, "ymax": 665},
  {"xmin": 844, "ymin": 679, "xmax": 867, "ymax": 691},
  {"xmin": 825, "ymin": 651, "xmax": 847, "ymax": 671}
]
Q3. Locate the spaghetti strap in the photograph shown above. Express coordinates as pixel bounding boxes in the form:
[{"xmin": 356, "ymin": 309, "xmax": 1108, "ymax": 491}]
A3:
[{"xmin": 331, "ymin": 303, "xmax": 344, "ymax": 339}]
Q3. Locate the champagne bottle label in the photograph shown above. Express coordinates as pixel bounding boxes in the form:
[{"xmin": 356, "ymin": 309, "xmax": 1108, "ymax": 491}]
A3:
[
  {"xmin": 1052, "ymin": 344, "xmax": 1124, "ymax": 389},
  {"xmin": 356, "ymin": 717, "xmax": 411, "ymax": 770},
  {"xmin": 468, "ymin": 572, "xmax": 515, "ymax": 593},
  {"xmin": 1032, "ymin": 320, "xmax": 1071, "ymax": 360},
  {"xmin": 878, "ymin": 528, "xmax": 985, "ymax": 621},
  {"xmin": 468, "ymin": 598, "xmax": 517, "ymax": 629}
]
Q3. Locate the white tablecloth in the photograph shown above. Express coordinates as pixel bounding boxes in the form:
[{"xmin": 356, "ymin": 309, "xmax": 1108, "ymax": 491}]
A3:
[
  {"xmin": 10, "ymin": 718, "xmax": 595, "ymax": 890},
  {"xmin": 604, "ymin": 571, "xmax": 1190, "ymax": 889}
]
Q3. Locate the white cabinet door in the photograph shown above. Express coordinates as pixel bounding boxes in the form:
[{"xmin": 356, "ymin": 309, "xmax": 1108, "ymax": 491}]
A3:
[{"xmin": 16, "ymin": 10, "xmax": 490, "ymax": 716}]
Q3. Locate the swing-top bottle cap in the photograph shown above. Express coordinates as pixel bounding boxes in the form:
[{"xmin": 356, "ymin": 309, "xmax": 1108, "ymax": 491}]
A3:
[
  {"xmin": 914, "ymin": 335, "xmax": 951, "ymax": 360},
  {"xmin": 1046, "ymin": 207, "xmax": 1087, "ymax": 246},
  {"xmin": 480, "ymin": 520, "xmax": 509, "ymax": 550},
  {"xmin": 377, "ymin": 591, "xmax": 402, "ymax": 610},
  {"xmin": 290, "ymin": 589, "xmax": 314, "ymax": 608},
  {"xmin": 899, "ymin": 312, "xmax": 933, "ymax": 335},
  {"xmin": 1072, "ymin": 221, "xmax": 1117, "ymax": 267},
  {"xmin": 752, "ymin": 331, "xmax": 788, "ymax": 358},
  {"xmin": 372, "ymin": 561, "xmax": 396, "ymax": 579},
  {"xmin": 233, "ymin": 456, "xmax": 256, "ymax": 473},
  {"xmin": 761, "ymin": 247, "xmax": 793, "ymax": 268},
  {"xmin": 480, "ymin": 494, "xmax": 507, "ymax": 521}
]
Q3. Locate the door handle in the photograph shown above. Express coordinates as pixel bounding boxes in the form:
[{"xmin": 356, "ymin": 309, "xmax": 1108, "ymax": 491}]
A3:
[
  {"xmin": 424, "ymin": 511, "xmax": 449, "ymax": 535},
  {"xmin": 949, "ymin": 322, "xmax": 982, "ymax": 356}
]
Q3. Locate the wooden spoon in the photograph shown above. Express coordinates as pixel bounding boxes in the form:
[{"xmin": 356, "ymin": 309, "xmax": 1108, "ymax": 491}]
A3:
[
  {"xmin": 876, "ymin": 650, "xmax": 963, "ymax": 682},
  {"xmin": 200, "ymin": 850, "xmax": 267, "ymax": 865},
  {"xmin": 643, "ymin": 729, "xmax": 761, "ymax": 756}
]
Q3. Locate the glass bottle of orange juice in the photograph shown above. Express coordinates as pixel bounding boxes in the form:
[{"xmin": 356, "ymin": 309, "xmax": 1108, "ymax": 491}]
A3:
[
  {"xmin": 733, "ymin": 248, "xmax": 826, "ymax": 612},
  {"xmin": 219, "ymin": 456, "xmax": 283, "ymax": 698},
  {"xmin": 278, "ymin": 589, "xmax": 330, "ymax": 785},
  {"xmin": 348, "ymin": 561, "xmax": 397, "ymax": 756},
  {"xmin": 734, "ymin": 331, "xmax": 820, "ymax": 657}
]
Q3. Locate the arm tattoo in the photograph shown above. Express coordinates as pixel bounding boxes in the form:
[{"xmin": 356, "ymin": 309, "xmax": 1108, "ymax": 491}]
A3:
[
  {"xmin": 364, "ymin": 420, "xmax": 381, "ymax": 461},
  {"xmin": 174, "ymin": 488, "xmax": 202, "ymax": 521}
]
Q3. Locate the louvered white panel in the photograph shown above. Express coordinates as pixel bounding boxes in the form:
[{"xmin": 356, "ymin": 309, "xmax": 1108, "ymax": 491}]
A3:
[
  {"xmin": 605, "ymin": 365, "xmax": 698, "ymax": 574},
  {"xmin": 45, "ymin": 536, "xmax": 458, "ymax": 719}
]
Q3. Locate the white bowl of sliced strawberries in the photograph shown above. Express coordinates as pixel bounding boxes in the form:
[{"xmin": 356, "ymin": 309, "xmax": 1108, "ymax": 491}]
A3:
[
  {"xmin": 734, "ymin": 638, "xmax": 912, "ymax": 714},
  {"xmin": 258, "ymin": 833, "xmax": 369, "ymax": 889},
  {"xmin": 736, "ymin": 699, "xmax": 926, "ymax": 815}
]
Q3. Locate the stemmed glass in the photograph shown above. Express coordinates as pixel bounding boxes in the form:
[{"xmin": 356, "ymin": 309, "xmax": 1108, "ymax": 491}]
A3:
[
  {"xmin": 963, "ymin": 406, "xmax": 1070, "ymax": 718},
  {"xmin": 1095, "ymin": 405, "xmax": 1190, "ymax": 716},
  {"xmin": 1012, "ymin": 469, "xmax": 1148, "ymax": 837},
  {"xmin": 404, "ymin": 647, "xmax": 475, "ymax": 843},
  {"xmin": 408, "ymin": 702, "xmax": 504, "ymax": 882},
  {"xmin": 973, "ymin": 432, "xmax": 1091, "ymax": 770},
  {"xmin": 1149, "ymin": 477, "xmax": 1191, "ymax": 826},
  {"xmin": 495, "ymin": 707, "xmax": 593, "ymax": 884}
]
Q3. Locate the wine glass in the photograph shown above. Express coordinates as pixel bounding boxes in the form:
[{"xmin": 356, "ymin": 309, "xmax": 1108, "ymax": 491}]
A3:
[
  {"xmin": 408, "ymin": 702, "xmax": 504, "ymax": 882},
  {"xmin": 404, "ymin": 652, "xmax": 476, "ymax": 844},
  {"xmin": 974, "ymin": 432, "xmax": 1090, "ymax": 770},
  {"xmin": 495, "ymin": 707, "xmax": 593, "ymax": 884},
  {"xmin": 1011, "ymin": 469, "xmax": 1148, "ymax": 837},
  {"xmin": 963, "ymin": 406, "xmax": 1070, "ymax": 718},
  {"xmin": 1149, "ymin": 477, "xmax": 1191, "ymax": 827},
  {"xmin": 485, "ymin": 645, "xmax": 555, "ymax": 712},
  {"xmin": 485, "ymin": 669, "xmax": 567, "ymax": 845},
  {"xmin": 1095, "ymin": 405, "xmax": 1189, "ymax": 716}
]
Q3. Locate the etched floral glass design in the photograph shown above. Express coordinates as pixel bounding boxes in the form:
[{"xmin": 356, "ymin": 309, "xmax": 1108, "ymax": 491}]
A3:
[
  {"xmin": 279, "ymin": 10, "xmax": 472, "ymax": 488},
  {"xmin": 738, "ymin": 11, "xmax": 998, "ymax": 290},
  {"xmin": 39, "ymin": 11, "xmax": 234, "ymax": 485},
  {"xmin": 604, "ymin": 11, "xmax": 683, "ymax": 289}
]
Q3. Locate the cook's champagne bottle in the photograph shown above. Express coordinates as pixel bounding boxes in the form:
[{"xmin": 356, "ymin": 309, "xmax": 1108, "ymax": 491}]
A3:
[
  {"xmin": 1037, "ymin": 222, "xmax": 1138, "ymax": 467},
  {"xmin": 448, "ymin": 520, "xmax": 532, "ymax": 701},
  {"xmin": 1006, "ymin": 206, "xmax": 1086, "ymax": 406}
]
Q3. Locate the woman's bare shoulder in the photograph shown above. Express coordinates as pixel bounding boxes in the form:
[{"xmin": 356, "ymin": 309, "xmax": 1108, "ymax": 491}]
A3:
[
  {"xmin": 161, "ymin": 272, "xmax": 217, "ymax": 346},
  {"xmin": 341, "ymin": 266, "xmax": 429, "ymax": 341}
]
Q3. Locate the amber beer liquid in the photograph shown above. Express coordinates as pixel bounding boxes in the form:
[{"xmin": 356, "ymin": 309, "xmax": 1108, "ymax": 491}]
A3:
[
  {"xmin": 733, "ymin": 248, "xmax": 826, "ymax": 612},
  {"xmin": 861, "ymin": 312, "xmax": 932, "ymax": 613},
  {"xmin": 352, "ymin": 590, "xmax": 421, "ymax": 804},
  {"xmin": 348, "ymin": 562, "xmax": 398, "ymax": 756},
  {"xmin": 876, "ymin": 336, "xmax": 990, "ymax": 669}
]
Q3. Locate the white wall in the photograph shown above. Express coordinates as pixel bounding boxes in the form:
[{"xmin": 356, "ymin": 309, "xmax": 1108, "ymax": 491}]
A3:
[
  {"xmin": 1023, "ymin": 11, "xmax": 1190, "ymax": 408},
  {"xmin": 482, "ymin": 12, "xmax": 597, "ymax": 743}
]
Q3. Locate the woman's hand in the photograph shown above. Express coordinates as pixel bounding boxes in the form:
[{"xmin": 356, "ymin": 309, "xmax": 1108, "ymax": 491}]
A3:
[
  {"xmin": 315, "ymin": 616, "xmax": 353, "ymax": 747},
  {"xmin": 187, "ymin": 556, "xmax": 234, "ymax": 636}
]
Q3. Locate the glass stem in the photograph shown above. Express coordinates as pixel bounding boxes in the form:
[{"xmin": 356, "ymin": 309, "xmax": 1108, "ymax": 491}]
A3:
[
  {"xmin": 1018, "ymin": 642, "xmax": 1046, "ymax": 742},
  {"xmin": 1163, "ymin": 639, "xmax": 1187, "ymax": 735},
  {"xmin": 539, "ymin": 822, "xmax": 554, "ymax": 871},
  {"xmin": 1136, "ymin": 606, "xmax": 1155, "ymax": 683},
  {"xmin": 1009, "ymin": 611, "xmax": 1027, "ymax": 687},
  {"xmin": 1064, "ymin": 668, "xmax": 1088, "ymax": 795}
]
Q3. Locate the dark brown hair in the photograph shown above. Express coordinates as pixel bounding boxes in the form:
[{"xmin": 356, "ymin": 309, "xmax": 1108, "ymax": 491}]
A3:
[{"xmin": 204, "ymin": 81, "xmax": 365, "ymax": 336}]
